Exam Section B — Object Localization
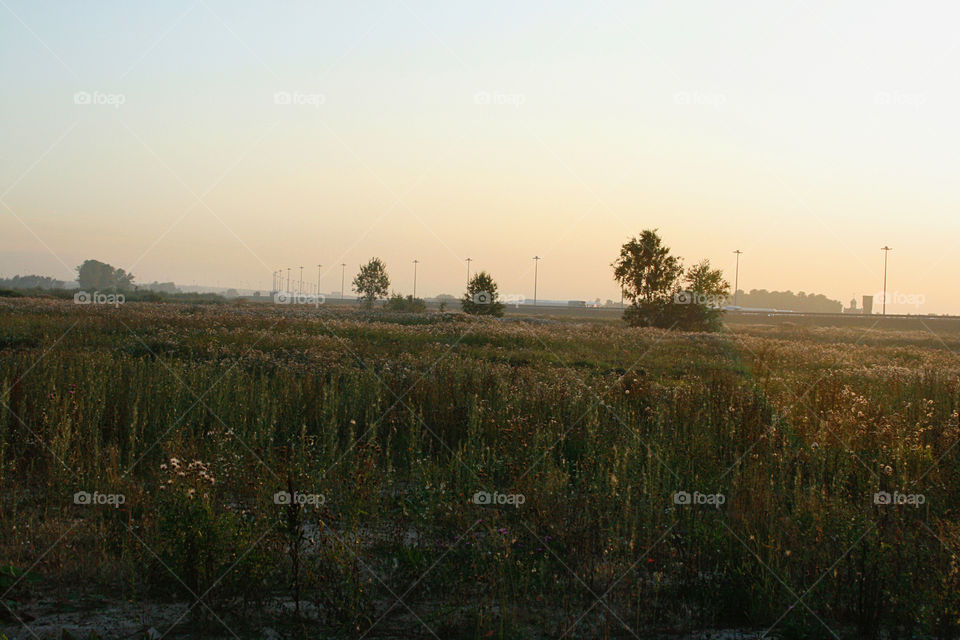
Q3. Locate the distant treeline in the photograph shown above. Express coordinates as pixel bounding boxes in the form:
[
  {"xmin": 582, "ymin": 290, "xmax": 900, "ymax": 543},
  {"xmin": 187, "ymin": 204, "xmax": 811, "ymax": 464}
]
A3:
[
  {"xmin": 0, "ymin": 274, "xmax": 68, "ymax": 289},
  {"xmin": 735, "ymin": 289, "xmax": 842, "ymax": 313},
  {"xmin": 0, "ymin": 272, "xmax": 178, "ymax": 294}
]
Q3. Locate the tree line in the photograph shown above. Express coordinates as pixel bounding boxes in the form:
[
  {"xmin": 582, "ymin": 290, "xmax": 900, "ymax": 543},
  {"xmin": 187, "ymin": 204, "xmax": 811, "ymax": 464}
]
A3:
[{"xmin": 5, "ymin": 234, "xmax": 794, "ymax": 330}]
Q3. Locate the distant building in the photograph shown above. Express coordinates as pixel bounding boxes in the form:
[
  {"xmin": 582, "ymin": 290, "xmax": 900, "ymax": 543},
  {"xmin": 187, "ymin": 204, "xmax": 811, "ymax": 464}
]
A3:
[
  {"xmin": 862, "ymin": 295, "xmax": 874, "ymax": 315},
  {"xmin": 567, "ymin": 300, "xmax": 586, "ymax": 307},
  {"xmin": 843, "ymin": 297, "xmax": 859, "ymax": 314}
]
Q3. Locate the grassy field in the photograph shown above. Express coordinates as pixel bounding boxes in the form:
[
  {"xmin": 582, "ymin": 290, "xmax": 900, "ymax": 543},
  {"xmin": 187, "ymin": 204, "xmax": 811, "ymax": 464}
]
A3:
[{"xmin": 2, "ymin": 296, "xmax": 959, "ymax": 639}]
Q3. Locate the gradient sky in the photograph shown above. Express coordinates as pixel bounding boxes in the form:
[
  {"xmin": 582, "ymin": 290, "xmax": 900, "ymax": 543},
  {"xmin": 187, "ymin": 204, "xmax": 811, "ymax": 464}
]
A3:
[{"xmin": 2, "ymin": 1, "xmax": 958, "ymax": 312}]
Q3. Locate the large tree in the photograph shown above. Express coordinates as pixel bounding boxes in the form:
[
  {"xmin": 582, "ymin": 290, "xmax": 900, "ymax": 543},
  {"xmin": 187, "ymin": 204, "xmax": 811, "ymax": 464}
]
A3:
[
  {"xmin": 612, "ymin": 230, "xmax": 727, "ymax": 330},
  {"xmin": 461, "ymin": 271, "xmax": 505, "ymax": 317},
  {"xmin": 352, "ymin": 258, "xmax": 390, "ymax": 308},
  {"xmin": 612, "ymin": 229, "xmax": 683, "ymax": 305},
  {"xmin": 76, "ymin": 259, "xmax": 135, "ymax": 291}
]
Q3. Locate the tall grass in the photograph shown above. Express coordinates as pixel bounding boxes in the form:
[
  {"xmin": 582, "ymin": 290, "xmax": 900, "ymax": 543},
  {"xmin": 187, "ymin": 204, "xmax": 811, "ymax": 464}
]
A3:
[{"xmin": 1, "ymin": 298, "xmax": 958, "ymax": 638}]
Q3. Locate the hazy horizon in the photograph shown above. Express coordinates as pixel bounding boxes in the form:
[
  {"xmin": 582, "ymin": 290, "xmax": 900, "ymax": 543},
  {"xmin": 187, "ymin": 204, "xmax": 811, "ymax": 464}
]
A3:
[{"xmin": 3, "ymin": 1, "xmax": 958, "ymax": 312}]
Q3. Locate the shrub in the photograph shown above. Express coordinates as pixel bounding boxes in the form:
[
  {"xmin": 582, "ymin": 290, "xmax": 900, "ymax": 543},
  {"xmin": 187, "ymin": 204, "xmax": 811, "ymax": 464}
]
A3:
[{"xmin": 384, "ymin": 293, "xmax": 426, "ymax": 313}]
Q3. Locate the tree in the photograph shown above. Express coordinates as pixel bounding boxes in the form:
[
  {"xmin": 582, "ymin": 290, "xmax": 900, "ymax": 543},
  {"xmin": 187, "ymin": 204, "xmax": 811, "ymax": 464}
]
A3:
[
  {"xmin": 613, "ymin": 230, "xmax": 683, "ymax": 306},
  {"xmin": 612, "ymin": 230, "xmax": 727, "ymax": 331},
  {"xmin": 684, "ymin": 260, "xmax": 729, "ymax": 303},
  {"xmin": 461, "ymin": 271, "xmax": 505, "ymax": 317},
  {"xmin": 352, "ymin": 258, "xmax": 390, "ymax": 308},
  {"xmin": 76, "ymin": 259, "xmax": 134, "ymax": 291},
  {"xmin": 675, "ymin": 260, "xmax": 729, "ymax": 330}
]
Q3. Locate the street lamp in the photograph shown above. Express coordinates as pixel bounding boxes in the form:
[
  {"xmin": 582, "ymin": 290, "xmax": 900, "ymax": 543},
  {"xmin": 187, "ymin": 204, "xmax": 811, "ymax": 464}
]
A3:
[
  {"xmin": 413, "ymin": 259, "xmax": 419, "ymax": 299},
  {"xmin": 533, "ymin": 256, "xmax": 541, "ymax": 306},
  {"xmin": 317, "ymin": 264, "xmax": 322, "ymax": 296},
  {"xmin": 881, "ymin": 246, "xmax": 892, "ymax": 315},
  {"xmin": 299, "ymin": 266, "xmax": 304, "ymax": 295},
  {"xmin": 733, "ymin": 250, "xmax": 742, "ymax": 306},
  {"xmin": 341, "ymin": 263, "xmax": 346, "ymax": 300},
  {"xmin": 466, "ymin": 257, "xmax": 472, "ymax": 284}
]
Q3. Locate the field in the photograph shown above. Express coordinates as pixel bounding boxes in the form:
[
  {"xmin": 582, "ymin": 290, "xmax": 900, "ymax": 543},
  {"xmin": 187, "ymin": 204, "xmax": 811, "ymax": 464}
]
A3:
[{"xmin": 2, "ymin": 296, "xmax": 959, "ymax": 639}]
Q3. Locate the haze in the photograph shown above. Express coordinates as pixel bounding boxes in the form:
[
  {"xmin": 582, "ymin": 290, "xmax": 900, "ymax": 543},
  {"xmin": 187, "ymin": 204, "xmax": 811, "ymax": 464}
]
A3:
[{"xmin": 2, "ymin": 1, "xmax": 958, "ymax": 312}]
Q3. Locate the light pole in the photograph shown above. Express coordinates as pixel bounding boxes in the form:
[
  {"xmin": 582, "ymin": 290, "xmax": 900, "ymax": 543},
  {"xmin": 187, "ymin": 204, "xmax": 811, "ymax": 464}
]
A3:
[
  {"xmin": 733, "ymin": 250, "xmax": 742, "ymax": 306},
  {"xmin": 466, "ymin": 257, "xmax": 472, "ymax": 284},
  {"xmin": 317, "ymin": 264, "xmax": 322, "ymax": 296},
  {"xmin": 533, "ymin": 256, "xmax": 541, "ymax": 306},
  {"xmin": 286, "ymin": 268, "xmax": 291, "ymax": 293},
  {"xmin": 413, "ymin": 259, "xmax": 419, "ymax": 298},
  {"xmin": 881, "ymin": 246, "xmax": 892, "ymax": 315},
  {"xmin": 299, "ymin": 266, "xmax": 304, "ymax": 295},
  {"xmin": 341, "ymin": 263, "xmax": 346, "ymax": 300}
]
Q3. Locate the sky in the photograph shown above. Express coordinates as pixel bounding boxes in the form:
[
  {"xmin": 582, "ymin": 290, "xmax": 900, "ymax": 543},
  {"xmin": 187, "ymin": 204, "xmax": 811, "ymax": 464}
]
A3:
[{"xmin": 2, "ymin": 1, "xmax": 959, "ymax": 312}]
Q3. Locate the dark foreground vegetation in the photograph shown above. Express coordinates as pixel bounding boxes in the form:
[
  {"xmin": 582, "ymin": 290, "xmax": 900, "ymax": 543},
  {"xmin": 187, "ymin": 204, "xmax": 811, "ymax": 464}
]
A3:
[{"xmin": 1, "ymin": 297, "xmax": 959, "ymax": 639}]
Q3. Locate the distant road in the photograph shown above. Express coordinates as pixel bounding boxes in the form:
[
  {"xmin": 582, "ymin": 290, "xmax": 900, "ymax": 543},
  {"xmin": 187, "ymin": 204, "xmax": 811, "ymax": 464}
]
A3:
[{"xmin": 247, "ymin": 296, "xmax": 960, "ymax": 330}]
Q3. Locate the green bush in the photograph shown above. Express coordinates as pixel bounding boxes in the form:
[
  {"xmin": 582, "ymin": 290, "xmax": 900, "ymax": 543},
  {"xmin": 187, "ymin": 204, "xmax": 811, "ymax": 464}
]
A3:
[{"xmin": 383, "ymin": 293, "xmax": 426, "ymax": 312}]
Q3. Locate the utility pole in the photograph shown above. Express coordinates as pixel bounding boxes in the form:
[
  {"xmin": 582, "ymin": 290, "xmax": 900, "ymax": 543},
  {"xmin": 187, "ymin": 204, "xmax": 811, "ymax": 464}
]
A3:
[
  {"xmin": 317, "ymin": 264, "xmax": 322, "ymax": 296},
  {"xmin": 533, "ymin": 256, "xmax": 541, "ymax": 306},
  {"xmin": 341, "ymin": 263, "xmax": 346, "ymax": 300},
  {"xmin": 465, "ymin": 257, "xmax": 472, "ymax": 284},
  {"xmin": 413, "ymin": 259, "xmax": 419, "ymax": 298},
  {"xmin": 733, "ymin": 250, "xmax": 743, "ymax": 306},
  {"xmin": 299, "ymin": 266, "xmax": 304, "ymax": 295},
  {"xmin": 286, "ymin": 268, "xmax": 291, "ymax": 293},
  {"xmin": 881, "ymin": 246, "xmax": 892, "ymax": 315}
]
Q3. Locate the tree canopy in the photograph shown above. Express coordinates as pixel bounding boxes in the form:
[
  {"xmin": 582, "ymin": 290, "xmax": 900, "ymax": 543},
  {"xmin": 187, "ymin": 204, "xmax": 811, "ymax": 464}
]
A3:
[
  {"xmin": 613, "ymin": 230, "xmax": 728, "ymax": 330},
  {"xmin": 76, "ymin": 260, "xmax": 135, "ymax": 291},
  {"xmin": 461, "ymin": 271, "xmax": 505, "ymax": 317},
  {"xmin": 352, "ymin": 258, "xmax": 390, "ymax": 308}
]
